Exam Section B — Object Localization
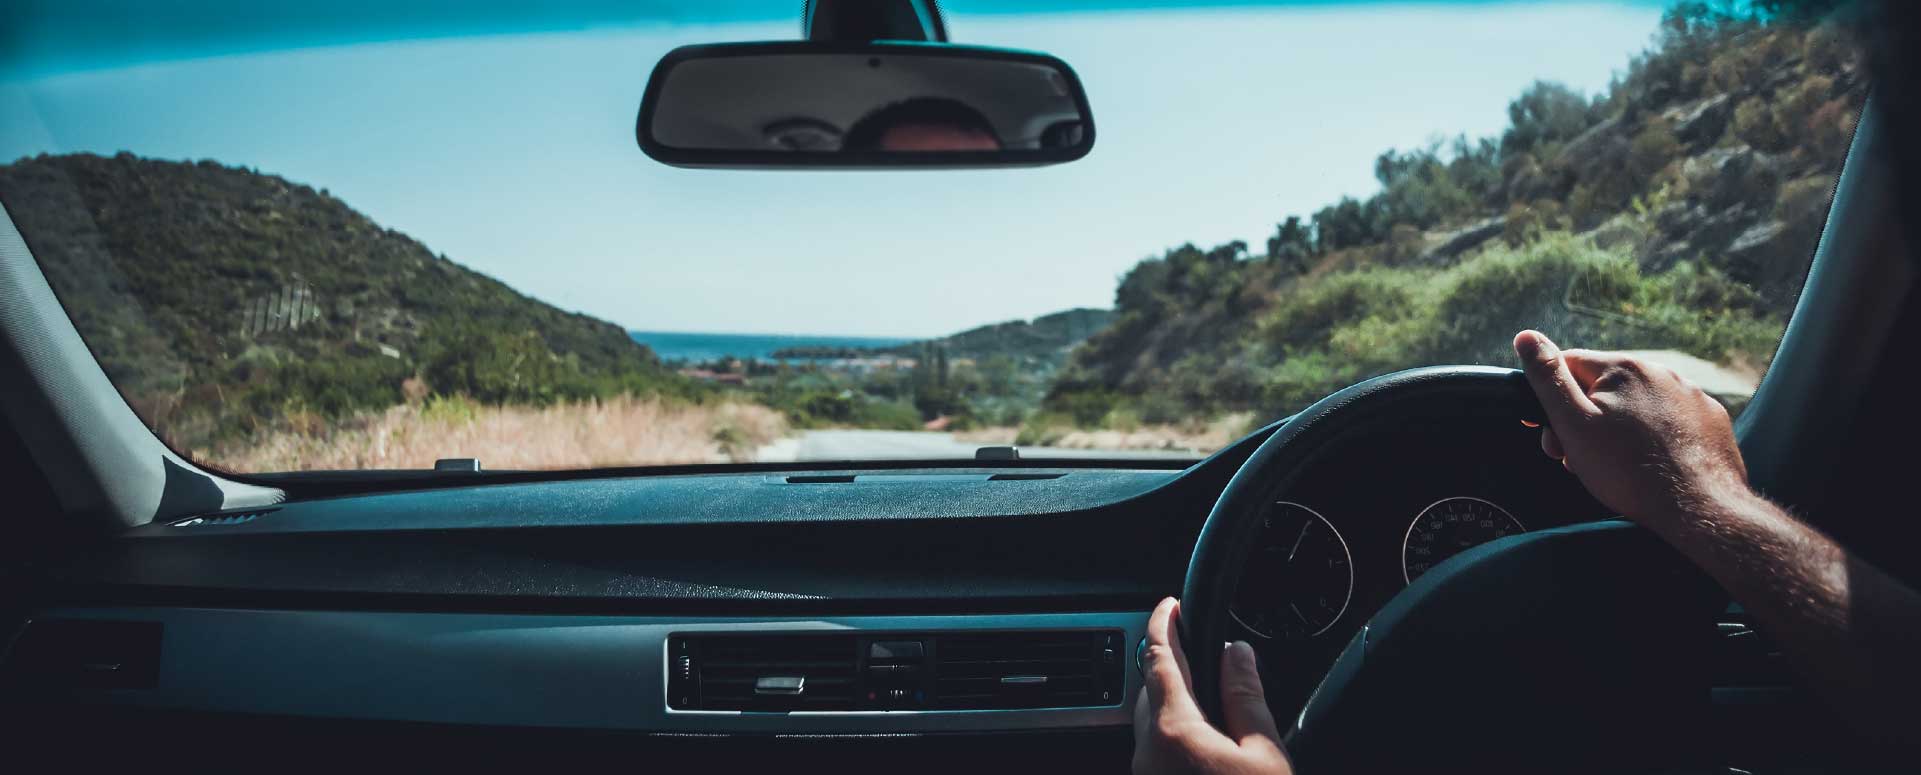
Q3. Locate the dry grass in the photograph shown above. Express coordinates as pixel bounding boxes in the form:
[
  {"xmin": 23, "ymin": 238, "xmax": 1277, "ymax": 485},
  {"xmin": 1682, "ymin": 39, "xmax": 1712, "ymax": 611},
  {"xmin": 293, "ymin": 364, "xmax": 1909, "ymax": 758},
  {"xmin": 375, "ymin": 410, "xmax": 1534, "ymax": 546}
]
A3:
[
  {"xmin": 970, "ymin": 413, "xmax": 1254, "ymax": 455},
  {"xmin": 202, "ymin": 394, "xmax": 789, "ymax": 472}
]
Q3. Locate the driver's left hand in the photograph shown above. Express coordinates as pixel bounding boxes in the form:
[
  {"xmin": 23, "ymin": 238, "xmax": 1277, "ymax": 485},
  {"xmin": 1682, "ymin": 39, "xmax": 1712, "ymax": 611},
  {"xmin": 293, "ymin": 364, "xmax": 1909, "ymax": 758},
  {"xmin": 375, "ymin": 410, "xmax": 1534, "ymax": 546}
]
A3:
[{"xmin": 1132, "ymin": 597, "xmax": 1295, "ymax": 775}]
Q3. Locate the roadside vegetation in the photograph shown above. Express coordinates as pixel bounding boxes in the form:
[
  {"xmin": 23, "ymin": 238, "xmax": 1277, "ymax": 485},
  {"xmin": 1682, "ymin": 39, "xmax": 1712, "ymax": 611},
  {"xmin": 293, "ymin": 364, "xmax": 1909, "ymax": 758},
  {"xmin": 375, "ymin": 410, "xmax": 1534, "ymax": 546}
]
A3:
[
  {"xmin": 0, "ymin": 152, "xmax": 711, "ymax": 467},
  {"xmin": 1037, "ymin": 4, "xmax": 1863, "ymax": 440},
  {"xmin": 208, "ymin": 395, "xmax": 785, "ymax": 471}
]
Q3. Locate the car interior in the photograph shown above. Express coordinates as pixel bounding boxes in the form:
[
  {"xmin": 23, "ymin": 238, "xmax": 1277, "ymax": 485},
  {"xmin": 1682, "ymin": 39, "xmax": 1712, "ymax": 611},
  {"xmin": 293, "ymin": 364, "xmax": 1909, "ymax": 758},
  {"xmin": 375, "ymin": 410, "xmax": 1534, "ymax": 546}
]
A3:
[{"xmin": 4, "ymin": 0, "xmax": 1920, "ymax": 771}]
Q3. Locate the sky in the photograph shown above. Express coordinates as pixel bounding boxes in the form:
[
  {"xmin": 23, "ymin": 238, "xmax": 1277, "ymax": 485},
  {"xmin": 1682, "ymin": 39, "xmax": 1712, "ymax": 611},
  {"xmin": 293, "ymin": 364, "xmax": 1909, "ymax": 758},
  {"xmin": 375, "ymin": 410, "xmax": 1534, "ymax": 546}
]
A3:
[{"xmin": 0, "ymin": 2, "xmax": 1667, "ymax": 338}]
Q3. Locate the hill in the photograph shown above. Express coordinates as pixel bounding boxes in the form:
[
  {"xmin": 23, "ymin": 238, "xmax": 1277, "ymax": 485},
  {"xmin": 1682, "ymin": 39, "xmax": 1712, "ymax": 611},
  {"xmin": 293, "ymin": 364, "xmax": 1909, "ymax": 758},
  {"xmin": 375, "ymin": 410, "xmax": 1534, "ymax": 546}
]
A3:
[
  {"xmin": 1039, "ymin": 6, "xmax": 1865, "ymax": 434},
  {"xmin": 745, "ymin": 308, "xmax": 1114, "ymax": 431},
  {"xmin": 0, "ymin": 153, "xmax": 696, "ymax": 455},
  {"xmin": 886, "ymin": 307, "xmax": 1113, "ymax": 362}
]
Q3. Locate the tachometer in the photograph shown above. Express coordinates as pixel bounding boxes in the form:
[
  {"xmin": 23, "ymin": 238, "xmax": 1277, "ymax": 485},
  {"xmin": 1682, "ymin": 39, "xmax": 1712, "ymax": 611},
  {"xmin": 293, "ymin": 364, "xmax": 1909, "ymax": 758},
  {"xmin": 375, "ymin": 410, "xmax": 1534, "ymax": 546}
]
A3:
[
  {"xmin": 1402, "ymin": 496, "xmax": 1525, "ymax": 583},
  {"xmin": 1230, "ymin": 502, "xmax": 1354, "ymax": 640}
]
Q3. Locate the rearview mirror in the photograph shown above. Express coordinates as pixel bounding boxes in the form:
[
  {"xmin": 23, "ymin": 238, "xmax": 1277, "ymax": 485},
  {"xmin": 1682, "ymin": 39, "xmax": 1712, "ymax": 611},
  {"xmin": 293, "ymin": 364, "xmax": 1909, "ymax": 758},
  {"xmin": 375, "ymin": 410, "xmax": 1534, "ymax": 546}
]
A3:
[{"xmin": 636, "ymin": 42, "xmax": 1095, "ymax": 168}]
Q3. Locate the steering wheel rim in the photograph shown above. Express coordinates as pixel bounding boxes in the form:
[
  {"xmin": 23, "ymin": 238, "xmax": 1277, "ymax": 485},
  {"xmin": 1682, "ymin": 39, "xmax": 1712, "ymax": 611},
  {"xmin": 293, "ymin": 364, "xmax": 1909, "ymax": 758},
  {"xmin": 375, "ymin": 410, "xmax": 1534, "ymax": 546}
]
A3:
[{"xmin": 1177, "ymin": 366, "xmax": 1546, "ymax": 723}]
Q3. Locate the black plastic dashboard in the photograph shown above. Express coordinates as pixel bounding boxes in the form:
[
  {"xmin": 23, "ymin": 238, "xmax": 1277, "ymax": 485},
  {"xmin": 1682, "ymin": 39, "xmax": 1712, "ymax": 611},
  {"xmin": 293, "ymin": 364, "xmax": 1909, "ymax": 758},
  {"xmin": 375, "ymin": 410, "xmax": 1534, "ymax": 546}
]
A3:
[{"xmin": 7, "ymin": 402, "xmax": 1611, "ymax": 740}]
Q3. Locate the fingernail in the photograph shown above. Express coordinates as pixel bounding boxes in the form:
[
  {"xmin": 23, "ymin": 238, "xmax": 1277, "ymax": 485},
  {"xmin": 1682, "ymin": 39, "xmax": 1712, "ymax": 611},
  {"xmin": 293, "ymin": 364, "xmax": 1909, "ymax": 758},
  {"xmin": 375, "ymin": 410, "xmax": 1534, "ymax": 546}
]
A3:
[
  {"xmin": 1228, "ymin": 641, "xmax": 1254, "ymax": 667},
  {"xmin": 1514, "ymin": 331, "xmax": 1541, "ymax": 359}
]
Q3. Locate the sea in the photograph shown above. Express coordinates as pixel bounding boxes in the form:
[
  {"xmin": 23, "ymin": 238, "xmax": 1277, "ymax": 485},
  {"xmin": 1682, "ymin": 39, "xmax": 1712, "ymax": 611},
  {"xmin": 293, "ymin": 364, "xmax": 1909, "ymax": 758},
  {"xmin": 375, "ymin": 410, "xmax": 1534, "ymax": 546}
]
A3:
[{"xmin": 629, "ymin": 331, "xmax": 915, "ymax": 364}]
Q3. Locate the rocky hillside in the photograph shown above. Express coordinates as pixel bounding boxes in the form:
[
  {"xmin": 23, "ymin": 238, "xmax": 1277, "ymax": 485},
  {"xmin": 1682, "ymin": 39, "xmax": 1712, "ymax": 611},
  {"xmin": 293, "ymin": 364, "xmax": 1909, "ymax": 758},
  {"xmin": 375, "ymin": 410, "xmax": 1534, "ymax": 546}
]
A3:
[
  {"xmin": 1042, "ymin": 6, "xmax": 1865, "ymax": 430},
  {"xmin": 0, "ymin": 153, "xmax": 693, "ymax": 453}
]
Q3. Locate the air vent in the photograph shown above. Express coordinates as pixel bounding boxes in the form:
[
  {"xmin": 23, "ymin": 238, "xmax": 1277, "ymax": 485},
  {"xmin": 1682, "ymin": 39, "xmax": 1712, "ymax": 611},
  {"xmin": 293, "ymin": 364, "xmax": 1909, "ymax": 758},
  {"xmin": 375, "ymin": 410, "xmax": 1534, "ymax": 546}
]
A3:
[
  {"xmin": 171, "ymin": 508, "xmax": 276, "ymax": 528},
  {"xmin": 667, "ymin": 629, "xmax": 1125, "ymax": 713},
  {"xmin": 1, "ymin": 619, "xmax": 162, "ymax": 691},
  {"xmin": 933, "ymin": 631, "xmax": 1124, "ymax": 710},
  {"xmin": 670, "ymin": 634, "xmax": 859, "ymax": 711}
]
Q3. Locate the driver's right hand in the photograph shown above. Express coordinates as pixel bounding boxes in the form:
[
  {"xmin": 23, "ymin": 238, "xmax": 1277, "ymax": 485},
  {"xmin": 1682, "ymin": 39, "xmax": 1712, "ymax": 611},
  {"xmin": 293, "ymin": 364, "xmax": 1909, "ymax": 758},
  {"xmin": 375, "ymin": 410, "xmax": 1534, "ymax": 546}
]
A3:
[{"xmin": 1511, "ymin": 330, "xmax": 1751, "ymax": 530}]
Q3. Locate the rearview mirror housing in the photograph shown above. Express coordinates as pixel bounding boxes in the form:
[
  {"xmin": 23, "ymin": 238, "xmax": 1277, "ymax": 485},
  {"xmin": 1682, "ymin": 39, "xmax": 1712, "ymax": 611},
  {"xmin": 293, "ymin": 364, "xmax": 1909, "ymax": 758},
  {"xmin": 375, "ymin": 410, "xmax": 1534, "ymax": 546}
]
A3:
[{"xmin": 636, "ymin": 41, "xmax": 1095, "ymax": 169}]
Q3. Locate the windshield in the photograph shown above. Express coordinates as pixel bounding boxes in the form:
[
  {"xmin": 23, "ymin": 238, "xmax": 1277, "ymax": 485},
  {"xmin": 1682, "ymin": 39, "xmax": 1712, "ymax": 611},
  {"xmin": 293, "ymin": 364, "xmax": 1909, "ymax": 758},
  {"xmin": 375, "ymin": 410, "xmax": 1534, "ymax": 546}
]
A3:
[{"xmin": 0, "ymin": 1, "xmax": 1865, "ymax": 472}]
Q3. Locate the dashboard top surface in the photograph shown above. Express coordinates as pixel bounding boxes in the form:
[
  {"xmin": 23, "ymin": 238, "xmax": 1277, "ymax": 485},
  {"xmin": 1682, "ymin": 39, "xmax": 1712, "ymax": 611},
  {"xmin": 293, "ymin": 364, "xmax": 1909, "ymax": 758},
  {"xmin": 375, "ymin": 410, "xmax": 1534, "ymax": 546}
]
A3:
[{"xmin": 134, "ymin": 467, "xmax": 1186, "ymax": 537}]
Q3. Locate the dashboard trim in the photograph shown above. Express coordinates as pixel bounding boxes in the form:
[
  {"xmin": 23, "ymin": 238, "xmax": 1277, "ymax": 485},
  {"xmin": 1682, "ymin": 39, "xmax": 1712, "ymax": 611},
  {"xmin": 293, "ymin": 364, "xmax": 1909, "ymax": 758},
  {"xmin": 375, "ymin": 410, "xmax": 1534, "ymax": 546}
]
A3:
[{"xmin": 28, "ymin": 607, "xmax": 1148, "ymax": 734}]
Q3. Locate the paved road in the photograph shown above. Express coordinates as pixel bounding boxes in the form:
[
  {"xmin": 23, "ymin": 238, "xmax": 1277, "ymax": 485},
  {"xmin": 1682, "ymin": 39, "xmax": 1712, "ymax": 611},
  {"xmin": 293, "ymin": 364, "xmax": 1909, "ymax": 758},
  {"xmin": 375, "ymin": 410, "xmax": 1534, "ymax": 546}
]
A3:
[{"xmin": 755, "ymin": 429, "xmax": 1202, "ymax": 463}]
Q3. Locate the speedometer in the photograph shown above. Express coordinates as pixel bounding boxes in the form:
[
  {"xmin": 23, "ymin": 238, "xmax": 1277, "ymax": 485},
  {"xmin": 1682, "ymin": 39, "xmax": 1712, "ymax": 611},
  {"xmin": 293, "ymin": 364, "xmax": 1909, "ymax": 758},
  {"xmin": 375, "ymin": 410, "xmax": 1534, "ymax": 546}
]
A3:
[
  {"xmin": 1230, "ymin": 502, "xmax": 1354, "ymax": 640},
  {"xmin": 1402, "ymin": 496, "xmax": 1525, "ymax": 583}
]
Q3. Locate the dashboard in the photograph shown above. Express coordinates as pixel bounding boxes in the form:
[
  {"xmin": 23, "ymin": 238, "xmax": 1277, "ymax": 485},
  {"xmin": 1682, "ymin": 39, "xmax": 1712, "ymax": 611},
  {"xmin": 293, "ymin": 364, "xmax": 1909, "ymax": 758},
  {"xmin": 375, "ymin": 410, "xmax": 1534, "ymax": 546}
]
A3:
[{"xmin": 3, "ymin": 406, "xmax": 1610, "ymax": 746}]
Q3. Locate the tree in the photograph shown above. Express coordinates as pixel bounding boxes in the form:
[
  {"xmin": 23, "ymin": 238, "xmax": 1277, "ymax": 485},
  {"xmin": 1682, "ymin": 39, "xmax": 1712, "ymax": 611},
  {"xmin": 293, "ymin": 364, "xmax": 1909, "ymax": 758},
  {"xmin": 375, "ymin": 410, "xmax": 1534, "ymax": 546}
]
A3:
[
  {"xmin": 1267, "ymin": 216, "xmax": 1313, "ymax": 274},
  {"xmin": 1501, "ymin": 81, "xmax": 1596, "ymax": 157},
  {"xmin": 1312, "ymin": 197, "xmax": 1377, "ymax": 252}
]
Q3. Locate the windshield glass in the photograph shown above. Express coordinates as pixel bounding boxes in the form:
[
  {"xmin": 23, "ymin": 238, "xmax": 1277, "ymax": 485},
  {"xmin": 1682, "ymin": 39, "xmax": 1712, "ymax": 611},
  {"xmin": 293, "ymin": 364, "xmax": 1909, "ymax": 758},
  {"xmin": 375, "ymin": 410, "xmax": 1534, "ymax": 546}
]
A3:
[{"xmin": 0, "ymin": 1, "xmax": 1865, "ymax": 472}]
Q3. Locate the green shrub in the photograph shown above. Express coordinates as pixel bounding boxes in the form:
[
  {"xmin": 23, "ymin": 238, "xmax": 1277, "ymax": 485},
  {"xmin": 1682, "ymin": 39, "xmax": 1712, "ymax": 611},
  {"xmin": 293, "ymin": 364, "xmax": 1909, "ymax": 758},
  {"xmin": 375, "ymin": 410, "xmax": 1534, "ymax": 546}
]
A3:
[
  {"xmin": 421, "ymin": 394, "xmax": 480, "ymax": 424},
  {"xmin": 1242, "ymin": 234, "xmax": 1784, "ymax": 419},
  {"xmin": 1015, "ymin": 411, "xmax": 1076, "ymax": 446},
  {"xmin": 1732, "ymin": 97, "xmax": 1789, "ymax": 152},
  {"xmin": 1628, "ymin": 121, "xmax": 1680, "ymax": 187}
]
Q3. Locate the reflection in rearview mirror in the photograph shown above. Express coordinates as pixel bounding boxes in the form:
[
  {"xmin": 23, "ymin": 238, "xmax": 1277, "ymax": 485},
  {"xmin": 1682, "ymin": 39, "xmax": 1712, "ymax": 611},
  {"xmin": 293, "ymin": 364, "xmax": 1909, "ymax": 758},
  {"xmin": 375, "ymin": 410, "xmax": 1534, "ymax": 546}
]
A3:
[{"xmin": 638, "ymin": 43, "xmax": 1094, "ymax": 168}]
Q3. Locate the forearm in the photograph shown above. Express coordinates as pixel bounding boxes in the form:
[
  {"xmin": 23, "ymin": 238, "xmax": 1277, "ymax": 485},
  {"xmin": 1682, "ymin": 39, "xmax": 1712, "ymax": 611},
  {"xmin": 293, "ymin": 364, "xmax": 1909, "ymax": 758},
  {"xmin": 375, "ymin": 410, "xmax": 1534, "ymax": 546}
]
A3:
[{"xmin": 1647, "ymin": 481, "xmax": 1921, "ymax": 741}]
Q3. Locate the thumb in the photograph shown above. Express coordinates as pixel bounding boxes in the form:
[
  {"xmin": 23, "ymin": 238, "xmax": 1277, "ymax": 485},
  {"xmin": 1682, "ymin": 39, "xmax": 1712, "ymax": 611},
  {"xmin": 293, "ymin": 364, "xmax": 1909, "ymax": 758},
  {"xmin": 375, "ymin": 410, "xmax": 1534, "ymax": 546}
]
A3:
[
  {"xmin": 1513, "ymin": 330, "xmax": 1598, "ymax": 426},
  {"xmin": 1219, "ymin": 641, "xmax": 1283, "ymax": 749}
]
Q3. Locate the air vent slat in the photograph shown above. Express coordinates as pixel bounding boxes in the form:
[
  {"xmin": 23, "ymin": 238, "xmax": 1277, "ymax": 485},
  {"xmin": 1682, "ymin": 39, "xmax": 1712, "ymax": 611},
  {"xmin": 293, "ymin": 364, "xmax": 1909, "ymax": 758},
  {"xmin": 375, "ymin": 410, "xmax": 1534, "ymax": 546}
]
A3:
[
  {"xmin": 673, "ymin": 634, "xmax": 860, "ymax": 711},
  {"xmin": 939, "ymin": 661, "xmax": 1086, "ymax": 675},
  {"xmin": 700, "ymin": 660, "xmax": 856, "ymax": 671},
  {"xmin": 931, "ymin": 630, "xmax": 1124, "ymax": 711}
]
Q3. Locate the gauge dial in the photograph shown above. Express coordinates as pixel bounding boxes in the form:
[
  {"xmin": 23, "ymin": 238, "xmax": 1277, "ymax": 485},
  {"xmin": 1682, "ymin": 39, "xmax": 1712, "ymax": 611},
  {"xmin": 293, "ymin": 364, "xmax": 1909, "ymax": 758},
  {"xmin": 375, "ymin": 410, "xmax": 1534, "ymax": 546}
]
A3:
[
  {"xmin": 1402, "ymin": 496, "xmax": 1526, "ymax": 583},
  {"xmin": 1230, "ymin": 502, "xmax": 1354, "ymax": 640}
]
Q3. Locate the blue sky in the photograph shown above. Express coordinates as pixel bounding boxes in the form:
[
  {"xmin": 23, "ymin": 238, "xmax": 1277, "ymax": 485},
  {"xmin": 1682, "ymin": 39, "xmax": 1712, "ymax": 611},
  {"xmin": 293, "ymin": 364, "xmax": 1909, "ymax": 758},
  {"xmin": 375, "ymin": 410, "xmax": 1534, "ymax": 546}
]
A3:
[{"xmin": 0, "ymin": 2, "xmax": 1666, "ymax": 338}]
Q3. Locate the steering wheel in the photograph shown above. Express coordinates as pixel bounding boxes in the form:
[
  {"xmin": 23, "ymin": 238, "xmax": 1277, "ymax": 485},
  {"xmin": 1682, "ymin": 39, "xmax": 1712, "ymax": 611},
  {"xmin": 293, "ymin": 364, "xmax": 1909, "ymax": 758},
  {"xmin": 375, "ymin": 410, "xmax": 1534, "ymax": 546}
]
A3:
[{"xmin": 1179, "ymin": 366, "xmax": 1723, "ymax": 772}]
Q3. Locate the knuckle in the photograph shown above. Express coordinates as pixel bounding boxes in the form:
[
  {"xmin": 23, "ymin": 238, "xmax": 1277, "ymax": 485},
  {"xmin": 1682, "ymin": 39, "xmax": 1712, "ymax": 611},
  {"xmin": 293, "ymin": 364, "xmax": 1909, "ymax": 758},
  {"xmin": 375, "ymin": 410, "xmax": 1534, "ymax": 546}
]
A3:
[
  {"xmin": 1704, "ymin": 393, "xmax": 1731, "ymax": 418},
  {"xmin": 1224, "ymin": 680, "xmax": 1265, "ymax": 703},
  {"xmin": 1148, "ymin": 658, "xmax": 1184, "ymax": 686},
  {"xmin": 1595, "ymin": 362, "xmax": 1642, "ymax": 390},
  {"xmin": 1144, "ymin": 644, "xmax": 1172, "ymax": 665}
]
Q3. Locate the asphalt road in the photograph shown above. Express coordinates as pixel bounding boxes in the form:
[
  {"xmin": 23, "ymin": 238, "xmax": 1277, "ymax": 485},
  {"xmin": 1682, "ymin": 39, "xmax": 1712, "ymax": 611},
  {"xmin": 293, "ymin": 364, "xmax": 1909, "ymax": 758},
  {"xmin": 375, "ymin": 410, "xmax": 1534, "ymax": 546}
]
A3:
[{"xmin": 755, "ymin": 429, "xmax": 1202, "ymax": 463}]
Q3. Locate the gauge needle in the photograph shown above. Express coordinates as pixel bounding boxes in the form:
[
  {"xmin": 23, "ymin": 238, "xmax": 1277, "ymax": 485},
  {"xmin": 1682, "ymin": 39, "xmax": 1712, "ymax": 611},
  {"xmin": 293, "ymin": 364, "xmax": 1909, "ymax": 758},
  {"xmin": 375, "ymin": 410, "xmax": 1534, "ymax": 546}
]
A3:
[
  {"xmin": 1287, "ymin": 520, "xmax": 1310, "ymax": 561},
  {"xmin": 1289, "ymin": 603, "xmax": 1309, "ymax": 624}
]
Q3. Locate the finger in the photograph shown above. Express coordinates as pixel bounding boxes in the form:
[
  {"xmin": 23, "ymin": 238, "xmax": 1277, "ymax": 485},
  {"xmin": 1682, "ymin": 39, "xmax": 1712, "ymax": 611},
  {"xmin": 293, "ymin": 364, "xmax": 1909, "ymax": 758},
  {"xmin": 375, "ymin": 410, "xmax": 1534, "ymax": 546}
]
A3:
[
  {"xmin": 1142, "ymin": 598, "xmax": 1200, "ymax": 720},
  {"xmin": 1159, "ymin": 597, "xmax": 1194, "ymax": 695},
  {"xmin": 1514, "ymin": 331, "xmax": 1600, "ymax": 423},
  {"xmin": 1541, "ymin": 426, "xmax": 1565, "ymax": 460},
  {"xmin": 1220, "ymin": 641, "xmax": 1284, "ymax": 749}
]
